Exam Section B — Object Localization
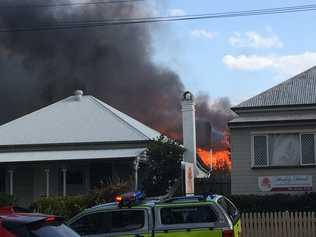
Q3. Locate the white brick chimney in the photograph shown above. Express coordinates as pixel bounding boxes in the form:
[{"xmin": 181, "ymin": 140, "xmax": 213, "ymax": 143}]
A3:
[{"xmin": 181, "ymin": 91, "xmax": 197, "ymax": 178}]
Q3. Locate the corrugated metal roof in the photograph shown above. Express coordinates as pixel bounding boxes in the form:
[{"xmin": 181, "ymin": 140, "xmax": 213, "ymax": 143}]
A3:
[
  {"xmin": 233, "ymin": 66, "xmax": 316, "ymax": 109},
  {"xmin": 0, "ymin": 148, "xmax": 145, "ymax": 163},
  {"xmin": 0, "ymin": 93, "xmax": 160, "ymax": 145}
]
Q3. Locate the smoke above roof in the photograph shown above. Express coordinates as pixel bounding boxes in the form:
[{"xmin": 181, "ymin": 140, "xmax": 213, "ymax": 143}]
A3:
[{"xmin": 0, "ymin": 0, "xmax": 233, "ymax": 145}]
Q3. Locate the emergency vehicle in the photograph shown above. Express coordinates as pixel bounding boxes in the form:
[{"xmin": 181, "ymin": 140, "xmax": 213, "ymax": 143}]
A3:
[
  {"xmin": 0, "ymin": 206, "xmax": 80, "ymax": 237},
  {"xmin": 68, "ymin": 191, "xmax": 241, "ymax": 237}
]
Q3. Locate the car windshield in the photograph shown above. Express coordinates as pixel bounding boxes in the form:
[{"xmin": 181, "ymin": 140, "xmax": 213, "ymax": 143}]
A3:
[{"xmin": 31, "ymin": 224, "xmax": 80, "ymax": 237}]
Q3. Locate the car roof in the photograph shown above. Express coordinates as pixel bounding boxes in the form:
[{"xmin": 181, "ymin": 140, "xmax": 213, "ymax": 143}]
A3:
[
  {"xmin": 85, "ymin": 195, "xmax": 224, "ymax": 212},
  {"xmin": 68, "ymin": 194, "xmax": 229, "ymax": 225}
]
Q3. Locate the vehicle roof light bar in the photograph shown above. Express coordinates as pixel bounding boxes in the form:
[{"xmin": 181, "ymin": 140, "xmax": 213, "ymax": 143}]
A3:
[{"xmin": 115, "ymin": 191, "xmax": 145, "ymax": 208}]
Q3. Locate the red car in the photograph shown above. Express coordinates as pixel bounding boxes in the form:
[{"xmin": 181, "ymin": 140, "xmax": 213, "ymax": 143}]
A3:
[{"xmin": 0, "ymin": 206, "xmax": 80, "ymax": 237}]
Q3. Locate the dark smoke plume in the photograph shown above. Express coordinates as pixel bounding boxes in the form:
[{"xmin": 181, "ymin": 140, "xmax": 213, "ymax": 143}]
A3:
[
  {"xmin": 195, "ymin": 93, "xmax": 233, "ymax": 148},
  {"xmin": 0, "ymin": 0, "xmax": 233, "ymax": 146}
]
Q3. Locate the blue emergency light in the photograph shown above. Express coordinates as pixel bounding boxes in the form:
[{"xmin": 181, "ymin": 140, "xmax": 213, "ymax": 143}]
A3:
[{"xmin": 115, "ymin": 191, "xmax": 145, "ymax": 207}]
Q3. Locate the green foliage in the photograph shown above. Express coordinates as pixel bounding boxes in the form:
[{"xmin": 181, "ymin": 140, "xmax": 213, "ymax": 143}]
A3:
[
  {"xmin": 31, "ymin": 178, "xmax": 133, "ymax": 220},
  {"xmin": 139, "ymin": 135, "xmax": 185, "ymax": 196},
  {"xmin": 229, "ymin": 193, "xmax": 316, "ymax": 213},
  {"xmin": 31, "ymin": 196, "xmax": 91, "ymax": 220},
  {"xmin": 0, "ymin": 193, "xmax": 15, "ymax": 206},
  {"xmin": 91, "ymin": 177, "xmax": 132, "ymax": 204}
]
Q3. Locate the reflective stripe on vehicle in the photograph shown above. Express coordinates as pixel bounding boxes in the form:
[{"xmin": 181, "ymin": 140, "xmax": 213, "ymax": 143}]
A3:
[{"xmin": 155, "ymin": 228, "xmax": 222, "ymax": 237}]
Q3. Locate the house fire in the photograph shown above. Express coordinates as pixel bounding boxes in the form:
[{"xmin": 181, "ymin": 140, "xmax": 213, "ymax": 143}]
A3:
[{"xmin": 0, "ymin": 0, "xmax": 233, "ymax": 203}]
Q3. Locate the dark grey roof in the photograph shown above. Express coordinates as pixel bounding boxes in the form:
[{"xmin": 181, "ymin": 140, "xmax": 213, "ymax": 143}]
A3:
[{"xmin": 233, "ymin": 66, "xmax": 316, "ymax": 109}]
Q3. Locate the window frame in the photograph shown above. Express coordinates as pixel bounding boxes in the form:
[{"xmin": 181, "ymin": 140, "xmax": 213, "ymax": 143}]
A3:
[
  {"xmin": 251, "ymin": 132, "xmax": 316, "ymax": 168},
  {"xmin": 217, "ymin": 197, "xmax": 240, "ymax": 225},
  {"xmin": 69, "ymin": 208, "xmax": 149, "ymax": 236},
  {"xmin": 154, "ymin": 203, "xmax": 221, "ymax": 230},
  {"xmin": 300, "ymin": 133, "xmax": 316, "ymax": 166},
  {"xmin": 251, "ymin": 135, "xmax": 269, "ymax": 168}
]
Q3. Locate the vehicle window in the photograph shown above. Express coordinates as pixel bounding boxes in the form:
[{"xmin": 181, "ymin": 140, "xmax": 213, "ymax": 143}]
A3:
[
  {"xmin": 31, "ymin": 224, "xmax": 80, "ymax": 237},
  {"xmin": 218, "ymin": 198, "xmax": 228, "ymax": 213},
  {"xmin": 111, "ymin": 210, "xmax": 145, "ymax": 232},
  {"xmin": 70, "ymin": 210, "xmax": 145, "ymax": 235},
  {"xmin": 160, "ymin": 205, "xmax": 218, "ymax": 225},
  {"xmin": 225, "ymin": 198, "xmax": 239, "ymax": 223},
  {"xmin": 218, "ymin": 198, "xmax": 239, "ymax": 223},
  {"xmin": 70, "ymin": 212, "xmax": 110, "ymax": 235}
]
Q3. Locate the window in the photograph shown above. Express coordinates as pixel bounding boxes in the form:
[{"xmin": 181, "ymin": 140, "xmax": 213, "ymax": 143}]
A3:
[
  {"xmin": 70, "ymin": 212, "xmax": 108, "ymax": 235},
  {"xmin": 111, "ymin": 210, "xmax": 145, "ymax": 233},
  {"xmin": 301, "ymin": 134, "xmax": 315, "ymax": 165},
  {"xmin": 70, "ymin": 210, "xmax": 145, "ymax": 236},
  {"xmin": 253, "ymin": 136, "xmax": 268, "ymax": 166},
  {"xmin": 252, "ymin": 133, "xmax": 316, "ymax": 167},
  {"xmin": 218, "ymin": 198, "xmax": 240, "ymax": 224},
  {"xmin": 160, "ymin": 205, "xmax": 218, "ymax": 225},
  {"xmin": 269, "ymin": 134, "xmax": 300, "ymax": 166},
  {"xmin": 31, "ymin": 224, "xmax": 80, "ymax": 237}
]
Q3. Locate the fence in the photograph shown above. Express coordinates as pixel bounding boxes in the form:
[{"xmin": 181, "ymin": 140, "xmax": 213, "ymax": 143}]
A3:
[
  {"xmin": 241, "ymin": 212, "xmax": 316, "ymax": 237},
  {"xmin": 195, "ymin": 175, "xmax": 231, "ymax": 195}
]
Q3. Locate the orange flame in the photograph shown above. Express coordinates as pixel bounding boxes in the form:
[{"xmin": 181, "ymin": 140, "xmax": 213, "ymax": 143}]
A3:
[{"xmin": 197, "ymin": 148, "xmax": 231, "ymax": 171}]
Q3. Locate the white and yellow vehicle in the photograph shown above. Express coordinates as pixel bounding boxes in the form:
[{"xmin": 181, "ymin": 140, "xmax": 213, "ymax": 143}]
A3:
[{"xmin": 68, "ymin": 192, "xmax": 241, "ymax": 237}]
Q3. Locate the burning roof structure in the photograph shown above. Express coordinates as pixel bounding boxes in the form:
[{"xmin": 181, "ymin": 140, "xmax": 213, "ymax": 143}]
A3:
[{"xmin": 0, "ymin": 0, "xmax": 233, "ymax": 169}]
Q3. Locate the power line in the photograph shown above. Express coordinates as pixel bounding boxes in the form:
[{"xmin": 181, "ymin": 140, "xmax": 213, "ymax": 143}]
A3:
[
  {"xmin": 52, "ymin": 4, "xmax": 316, "ymax": 25},
  {"xmin": 1, "ymin": 4, "xmax": 316, "ymax": 32},
  {"xmin": 0, "ymin": 0, "xmax": 144, "ymax": 9}
]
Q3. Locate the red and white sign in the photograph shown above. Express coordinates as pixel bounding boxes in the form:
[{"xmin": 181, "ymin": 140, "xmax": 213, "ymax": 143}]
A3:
[
  {"xmin": 258, "ymin": 175, "xmax": 312, "ymax": 192},
  {"xmin": 183, "ymin": 162, "xmax": 194, "ymax": 195}
]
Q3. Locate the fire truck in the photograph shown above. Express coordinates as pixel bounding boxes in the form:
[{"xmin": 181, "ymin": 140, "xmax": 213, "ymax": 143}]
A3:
[{"xmin": 68, "ymin": 191, "xmax": 241, "ymax": 237}]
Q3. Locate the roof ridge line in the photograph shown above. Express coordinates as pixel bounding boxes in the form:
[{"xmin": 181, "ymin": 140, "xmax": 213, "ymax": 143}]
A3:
[
  {"xmin": 0, "ymin": 96, "xmax": 71, "ymax": 128},
  {"xmin": 233, "ymin": 65, "xmax": 316, "ymax": 109},
  {"xmin": 87, "ymin": 96, "xmax": 151, "ymax": 140}
]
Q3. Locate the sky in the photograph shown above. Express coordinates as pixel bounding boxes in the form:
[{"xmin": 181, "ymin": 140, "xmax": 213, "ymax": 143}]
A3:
[{"xmin": 150, "ymin": 0, "xmax": 316, "ymax": 105}]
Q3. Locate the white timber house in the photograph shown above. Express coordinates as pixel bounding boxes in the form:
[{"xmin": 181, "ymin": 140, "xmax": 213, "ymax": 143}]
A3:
[{"xmin": 0, "ymin": 90, "xmax": 160, "ymax": 207}]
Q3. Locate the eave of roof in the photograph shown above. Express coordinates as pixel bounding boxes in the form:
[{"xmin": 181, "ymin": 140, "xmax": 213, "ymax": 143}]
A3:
[{"xmin": 0, "ymin": 148, "xmax": 146, "ymax": 163}]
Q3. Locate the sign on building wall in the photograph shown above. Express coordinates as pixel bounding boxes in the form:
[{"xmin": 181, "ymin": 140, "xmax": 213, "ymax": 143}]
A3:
[
  {"xmin": 183, "ymin": 162, "xmax": 194, "ymax": 195},
  {"xmin": 258, "ymin": 175, "xmax": 312, "ymax": 192}
]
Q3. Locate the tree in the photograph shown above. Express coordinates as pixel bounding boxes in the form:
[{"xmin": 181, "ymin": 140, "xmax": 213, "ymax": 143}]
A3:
[{"xmin": 139, "ymin": 135, "xmax": 185, "ymax": 197}]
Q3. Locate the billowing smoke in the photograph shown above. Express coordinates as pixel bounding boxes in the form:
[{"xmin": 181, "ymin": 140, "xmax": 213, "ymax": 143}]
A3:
[
  {"xmin": 195, "ymin": 93, "xmax": 233, "ymax": 148},
  {"xmin": 0, "ymin": 0, "xmax": 233, "ymax": 146}
]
